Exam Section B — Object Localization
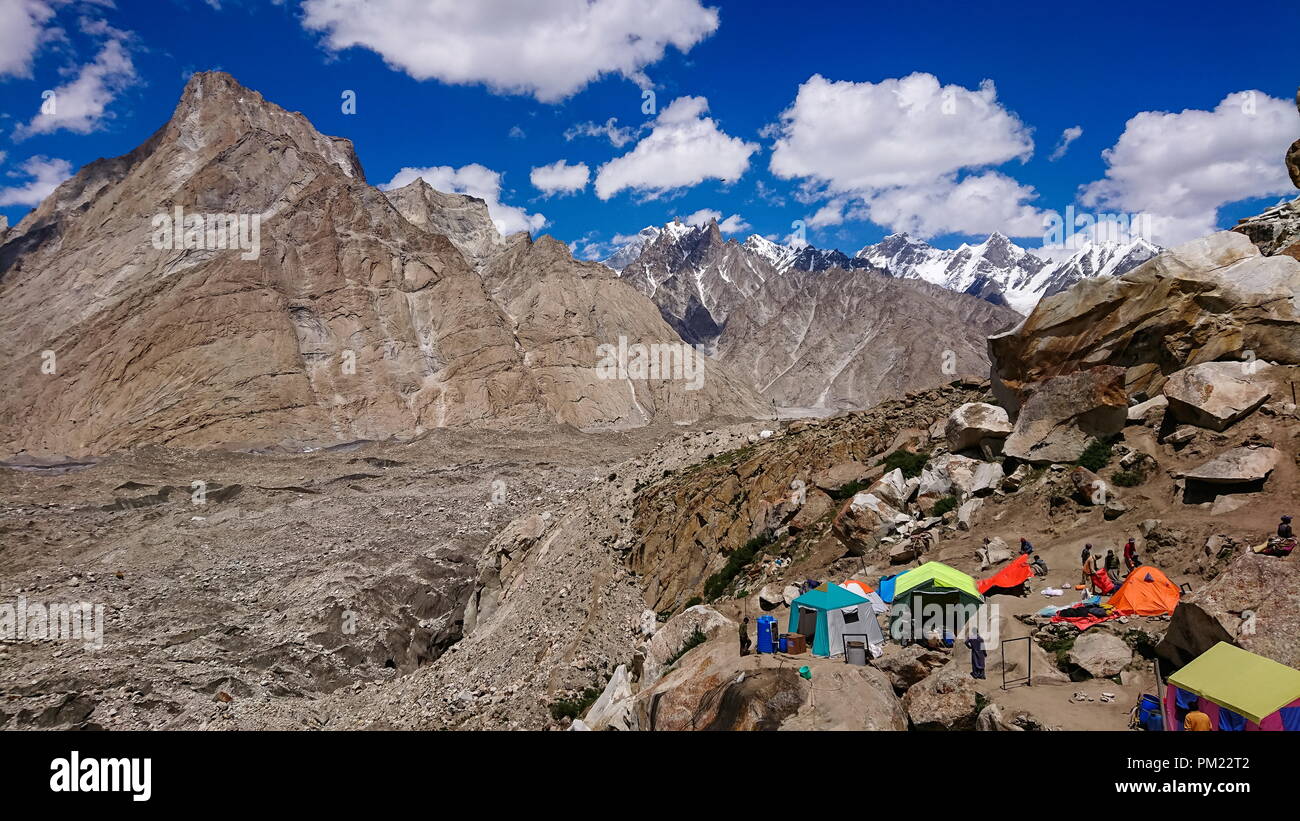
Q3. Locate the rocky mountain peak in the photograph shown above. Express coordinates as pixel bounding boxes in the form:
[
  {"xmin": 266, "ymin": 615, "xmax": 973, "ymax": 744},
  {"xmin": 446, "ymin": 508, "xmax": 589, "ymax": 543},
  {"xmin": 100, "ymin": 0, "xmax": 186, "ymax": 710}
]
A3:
[{"xmin": 383, "ymin": 176, "xmax": 503, "ymax": 267}]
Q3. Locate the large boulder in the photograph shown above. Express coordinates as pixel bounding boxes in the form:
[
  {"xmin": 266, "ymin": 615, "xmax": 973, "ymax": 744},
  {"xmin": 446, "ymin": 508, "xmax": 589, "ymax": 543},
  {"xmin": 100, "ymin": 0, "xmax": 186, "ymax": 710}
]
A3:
[
  {"xmin": 642, "ymin": 605, "xmax": 734, "ymax": 685},
  {"xmin": 832, "ymin": 492, "xmax": 903, "ymax": 555},
  {"xmin": 875, "ymin": 645, "xmax": 950, "ymax": 692},
  {"xmin": 1067, "ymin": 631, "xmax": 1133, "ymax": 678},
  {"xmin": 945, "ymin": 402, "xmax": 1013, "ymax": 452},
  {"xmin": 1126, "ymin": 395, "xmax": 1168, "ymax": 426},
  {"xmin": 866, "ymin": 468, "xmax": 917, "ymax": 510},
  {"xmin": 638, "ymin": 642, "xmax": 905, "ymax": 731},
  {"xmin": 1163, "ymin": 361, "xmax": 1271, "ymax": 431},
  {"xmin": 1184, "ymin": 446, "xmax": 1281, "ymax": 485},
  {"xmin": 901, "ymin": 664, "xmax": 979, "ymax": 730},
  {"xmin": 811, "ymin": 461, "xmax": 878, "ymax": 493},
  {"xmin": 1157, "ymin": 552, "xmax": 1300, "ymax": 672},
  {"xmin": 1001, "ymin": 366, "xmax": 1128, "ymax": 464},
  {"xmin": 1235, "ymin": 196, "xmax": 1300, "ymax": 261},
  {"xmin": 990, "ymin": 231, "xmax": 1300, "ymax": 410}
]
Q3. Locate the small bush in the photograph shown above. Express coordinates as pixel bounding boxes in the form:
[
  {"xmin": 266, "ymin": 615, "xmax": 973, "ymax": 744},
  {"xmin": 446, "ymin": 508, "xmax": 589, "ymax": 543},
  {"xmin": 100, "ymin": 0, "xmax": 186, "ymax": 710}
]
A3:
[
  {"xmin": 682, "ymin": 596, "xmax": 702, "ymax": 610},
  {"xmin": 665, "ymin": 628, "xmax": 709, "ymax": 668},
  {"xmin": 1077, "ymin": 439, "xmax": 1114, "ymax": 472},
  {"xmin": 703, "ymin": 533, "xmax": 773, "ymax": 599},
  {"xmin": 880, "ymin": 449, "xmax": 930, "ymax": 478},
  {"xmin": 930, "ymin": 495, "xmax": 958, "ymax": 516},
  {"xmin": 828, "ymin": 479, "xmax": 870, "ymax": 501},
  {"xmin": 549, "ymin": 684, "xmax": 604, "ymax": 722},
  {"xmin": 1111, "ymin": 468, "xmax": 1145, "ymax": 487}
]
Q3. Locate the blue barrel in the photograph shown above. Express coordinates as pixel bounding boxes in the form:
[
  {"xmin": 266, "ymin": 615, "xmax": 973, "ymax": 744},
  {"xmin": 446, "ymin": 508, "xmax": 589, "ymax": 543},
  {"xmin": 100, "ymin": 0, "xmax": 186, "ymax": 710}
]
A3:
[
  {"xmin": 1138, "ymin": 694, "xmax": 1162, "ymax": 731},
  {"xmin": 778, "ymin": 635, "xmax": 788, "ymax": 653},
  {"xmin": 756, "ymin": 615, "xmax": 777, "ymax": 653}
]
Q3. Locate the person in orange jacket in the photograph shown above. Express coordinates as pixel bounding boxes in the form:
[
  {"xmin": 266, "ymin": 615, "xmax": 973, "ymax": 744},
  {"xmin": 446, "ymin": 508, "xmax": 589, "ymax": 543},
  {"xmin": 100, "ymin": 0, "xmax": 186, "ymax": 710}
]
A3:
[{"xmin": 1184, "ymin": 699, "xmax": 1212, "ymax": 731}]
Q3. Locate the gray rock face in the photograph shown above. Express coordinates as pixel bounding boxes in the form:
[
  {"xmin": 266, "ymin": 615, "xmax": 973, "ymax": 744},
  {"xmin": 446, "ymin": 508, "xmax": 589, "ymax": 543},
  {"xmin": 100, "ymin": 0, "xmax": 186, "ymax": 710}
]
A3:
[
  {"xmin": 1184, "ymin": 446, "xmax": 1281, "ymax": 484},
  {"xmin": 582, "ymin": 664, "xmax": 637, "ymax": 731},
  {"xmin": 613, "ymin": 220, "xmax": 1018, "ymax": 412},
  {"xmin": 1235, "ymin": 197, "xmax": 1300, "ymax": 261},
  {"xmin": 945, "ymin": 402, "xmax": 1012, "ymax": 452},
  {"xmin": 1002, "ymin": 366, "xmax": 1128, "ymax": 464},
  {"xmin": 0, "ymin": 72, "xmax": 767, "ymax": 458},
  {"xmin": 1067, "ymin": 632, "xmax": 1132, "ymax": 678},
  {"xmin": 1163, "ymin": 361, "xmax": 1271, "ymax": 431}
]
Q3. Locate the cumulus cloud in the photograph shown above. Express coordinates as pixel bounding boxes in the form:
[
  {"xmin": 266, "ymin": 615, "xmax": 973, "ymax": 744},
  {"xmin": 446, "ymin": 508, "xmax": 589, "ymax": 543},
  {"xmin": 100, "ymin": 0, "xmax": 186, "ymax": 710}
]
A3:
[
  {"xmin": 767, "ymin": 72, "xmax": 1045, "ymax": 238},
  {"xmin": 594, "ymin": 96, "xmax": 758, "ymax": 200},
  {"xmin": 564, "ymin": 117, "xmax": 638, "ymax": 148},
  {"xmin": 858, "ymin": 172, "xmax": 1047, "ymax": 238},
  {"xmin": 13, "ymin": 35, "xmax": 136, "ymax": 139},
  {"xmin": 530, "ymin": 159, "xmax": 589, "ymax": 196},
  {"xmin": 300, "ymin": 0, "xmax": 719, "ymax": 103},
  {"xmin": 0, "ymin": 155, "xmax": 73, "ymax": 207},
  {"xmin": 682, "ymin": 208, "xmax": 750, "ymax": 234},
  {"xmin": 380, "ymin": 163, "xmax": 546, "ymax": 236},
  {"xmin": 0, "ymin": 0, "xmax": 56, "ymax": 79},
  {"xmin": 1080, "ymin": 90, "xmax": 1300, "ymax": 246},
  {"xmin": 1049, "ymin": 125, "xmax": 1083, "ymax": 161}
]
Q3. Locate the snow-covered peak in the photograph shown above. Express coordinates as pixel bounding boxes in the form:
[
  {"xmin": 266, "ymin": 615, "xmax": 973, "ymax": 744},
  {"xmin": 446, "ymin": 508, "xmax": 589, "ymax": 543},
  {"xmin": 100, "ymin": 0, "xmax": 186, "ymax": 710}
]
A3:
[{"xmin": 601, "ymin": 226, "xmax": 661, "ymax": 271}]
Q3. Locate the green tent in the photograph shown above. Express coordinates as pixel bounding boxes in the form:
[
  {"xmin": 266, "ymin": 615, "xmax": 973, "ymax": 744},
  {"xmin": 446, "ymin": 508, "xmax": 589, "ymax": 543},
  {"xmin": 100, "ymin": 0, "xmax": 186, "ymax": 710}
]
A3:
[
  {"xmin": 889, "ymin": 561, "xmax": 983, "ymax": 642},
  {"xmin": 1168, "ymin": 642, "xmax": 1300, "ymax": 725},
  {"xmin": 788, "ymin": 583, "xmax": 882, "ymax": 657}
]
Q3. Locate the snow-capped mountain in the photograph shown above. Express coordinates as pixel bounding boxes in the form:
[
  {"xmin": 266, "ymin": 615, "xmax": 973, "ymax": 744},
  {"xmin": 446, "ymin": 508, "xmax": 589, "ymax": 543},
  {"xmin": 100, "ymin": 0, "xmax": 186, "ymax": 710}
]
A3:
[
  {"xmin": 855, "ymin": 232, "xmax": 1160, "ymax": 314},
  {"xmin": 741, "ymin": 235, "xmax": 871, "ymax": 273},
  {"xmin": 601, "ymin": 226, "xmax": 662, "ymax": 271}
]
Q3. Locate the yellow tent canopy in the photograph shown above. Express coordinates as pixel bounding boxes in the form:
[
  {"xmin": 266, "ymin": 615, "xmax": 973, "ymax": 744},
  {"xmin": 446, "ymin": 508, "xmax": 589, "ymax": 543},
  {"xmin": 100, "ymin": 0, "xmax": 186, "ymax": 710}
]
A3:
[{"xmin": 1167, "ymin": 642, "xmax": 1300, "ymax": 724}]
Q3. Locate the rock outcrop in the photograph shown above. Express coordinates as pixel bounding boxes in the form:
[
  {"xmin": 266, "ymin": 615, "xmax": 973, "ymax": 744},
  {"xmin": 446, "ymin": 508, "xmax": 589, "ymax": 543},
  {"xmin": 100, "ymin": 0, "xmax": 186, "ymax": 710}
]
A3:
[
  {"xmin": 945, "ymin": 402, "xmax": 1012, "ymax": 452},
  {"xmin": 990, "ymin": 231, "xmax": 1300, "ymax": 413},
  {"xmin": 1001, "ymin": 366, "xmax": 1128, "ymax": 464},
  {"xmin": 1183, "ymin": 446, "xmax": 1280, "ymax": 485},
  {"xmin": 1163, "ymin": 361, "xmax": 1271, "ymax": 431}
]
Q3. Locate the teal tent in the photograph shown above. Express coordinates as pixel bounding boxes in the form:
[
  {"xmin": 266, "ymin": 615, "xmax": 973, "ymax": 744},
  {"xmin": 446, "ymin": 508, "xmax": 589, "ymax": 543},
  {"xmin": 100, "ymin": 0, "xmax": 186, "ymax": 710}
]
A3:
[{"xmin": 788, "ymin": 583, "xmax": 883, "ymax": 657}]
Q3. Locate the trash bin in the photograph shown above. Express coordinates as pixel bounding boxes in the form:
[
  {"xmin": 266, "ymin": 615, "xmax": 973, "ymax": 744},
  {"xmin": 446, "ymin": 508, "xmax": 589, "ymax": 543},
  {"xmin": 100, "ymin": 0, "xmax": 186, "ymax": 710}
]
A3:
[{"xmin": 845, "ymin": 640, "xmax": 867, "ymax": 666}]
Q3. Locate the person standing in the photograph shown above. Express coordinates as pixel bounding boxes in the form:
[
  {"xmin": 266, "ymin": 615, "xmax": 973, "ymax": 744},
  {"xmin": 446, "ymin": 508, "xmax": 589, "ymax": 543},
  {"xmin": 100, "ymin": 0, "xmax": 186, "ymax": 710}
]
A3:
[
  {"xmin": 738, "ymin": 617, "xmax": 751, "ymax": 656},
  {"xmin": 965, "ymin": 630, "xmax": 986, "ymax": 680},
  {"xmin": 1105, "ymin": 549, "xmax": 1121, "ymax": 586},
  {"xmin": 1123, "ymin": 538, "xmax": 1140, "ymax": 573},
  {"xmin": 1184, "ymin": 699, "xmax": 1212, "ymax": 731},
  {"xmin": 1081, "ymin": 544, "xmax": 1095, "ymax": 592}
]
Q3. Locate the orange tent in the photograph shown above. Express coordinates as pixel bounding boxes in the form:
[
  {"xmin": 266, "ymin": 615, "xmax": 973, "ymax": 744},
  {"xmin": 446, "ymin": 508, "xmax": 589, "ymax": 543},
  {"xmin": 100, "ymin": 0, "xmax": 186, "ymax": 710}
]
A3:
[
  {"xmin": 1107, "ymin": 566, "xmax": 1180, "ymax": 616},
  {"xmin": 977, "ymin": 554, "xmax": 1033, "ymax": 594}
]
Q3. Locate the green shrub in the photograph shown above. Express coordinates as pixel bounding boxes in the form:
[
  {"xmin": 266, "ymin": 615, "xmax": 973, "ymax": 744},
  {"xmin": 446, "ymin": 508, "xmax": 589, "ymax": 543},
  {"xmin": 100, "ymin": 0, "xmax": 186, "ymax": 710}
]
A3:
[
  {"xmin": 549, "ymin": 684, "xmax": 605, "ymax": 721},
  {"xmin": 930, "ymin": 495, "xmax": 958, "ymax": 516},
  {"xmin": 703, "ymin": 533, "xmax": 773, "ymax": 599},
  {"xmin": 1111, "ymin": 468, "xmax": 1145, "ymax": 487},
  {"xmin": 1077, "ymin": 439, "xmax": 1114, "ymax": 472},
  {"xmin": 665, "ymin": 628, "xmax": 709, "ymax": 668},
  {"xmin": 880, "ymin": 449, "xmax": 930, "ymax": 478},
  {"xmin": 827, "ymin": 479, "xmax": 870, "ymax": 501},
  {"xmin": 682, "ymin": 596, "xmax": 702, "ymax": 610}
]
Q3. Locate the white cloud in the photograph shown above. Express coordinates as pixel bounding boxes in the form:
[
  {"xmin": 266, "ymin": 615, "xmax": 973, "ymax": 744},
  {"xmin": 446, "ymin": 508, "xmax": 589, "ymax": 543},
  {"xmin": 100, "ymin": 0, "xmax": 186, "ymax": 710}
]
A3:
[
  {"xmin": 1049, "ymin": 125, "xmax": 1083, "ymax": 161},
  {"xmin": 529, "ymin": 159, "xmax": 589, "ymax": 196},
  {"xmin": 770, "ymin": 73, "xmax": 1033, "ymax": 191},
  {"xmin": 768, "ymin": 72, "xmax": 1045, "ymax": 238},
  {"xmin": 0, "ymin": 155, "xmax": 73, "ymax": 207},
  {"xmin": 806, "ymin": 200, "xmax": 845, "ymax": 228},
  {"xmin": 0, "ymin": 0, "xmax": 55, "ymax": 79},
  {"xmin": 300, "ymin": 0, "xmax": 719, "ymax": 103},
  {"xmin": 594, "ymin": 96, "xmax": 758, "ymax": 200},
  {"xmin": 13, "ymin": 36, "xmax": 136, "ymax": 139},
  {"xmin": 682, "ymin": 208, "xmax": 750, "ymax": 234},
  {"xmin": 858, "ymin": 172, "xmax": 1046, "ymax": 238},
  {"xmin": 1080, "ymin": 90, "xmax": 1299, "ymax": 246},
  {"xmin": 564, "ymin": 117, "xmax": 638, "ymax": 148},
  {"xmin": 380, "ymin": 163, "xmax": 546, "ymax": 236}
]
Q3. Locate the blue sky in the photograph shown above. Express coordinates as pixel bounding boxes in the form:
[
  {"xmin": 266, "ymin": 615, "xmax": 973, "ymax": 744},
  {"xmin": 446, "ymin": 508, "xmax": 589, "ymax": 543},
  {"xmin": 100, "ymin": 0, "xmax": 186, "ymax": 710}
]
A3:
[{"xmin": 1, "ymin": 0, "xmax": 1298, "ymax": 260}]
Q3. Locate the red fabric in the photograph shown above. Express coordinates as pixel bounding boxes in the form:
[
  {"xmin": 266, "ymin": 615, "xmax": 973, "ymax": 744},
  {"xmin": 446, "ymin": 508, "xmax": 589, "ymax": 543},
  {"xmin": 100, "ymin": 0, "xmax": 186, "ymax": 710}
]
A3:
[
  {"xmin": 1050, "ymin": 612, "xmax": 1117, "ymax": 631},
  {"xmin": 978, "ymin": 555, "xmax": 1033, "ymax": 594},
  {"xmin": 1091, "ymin": 569, "xmax": 1116, "ymax": 594}
]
